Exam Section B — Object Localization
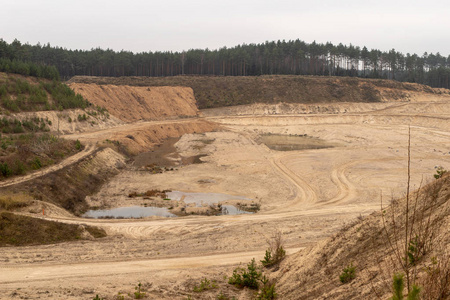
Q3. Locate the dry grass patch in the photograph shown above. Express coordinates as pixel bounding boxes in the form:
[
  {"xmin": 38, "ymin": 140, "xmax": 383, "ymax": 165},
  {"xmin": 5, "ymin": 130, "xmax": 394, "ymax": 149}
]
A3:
[{"xmin": 0, "ymin": 193, "xmax": 32, "ymax": 210}]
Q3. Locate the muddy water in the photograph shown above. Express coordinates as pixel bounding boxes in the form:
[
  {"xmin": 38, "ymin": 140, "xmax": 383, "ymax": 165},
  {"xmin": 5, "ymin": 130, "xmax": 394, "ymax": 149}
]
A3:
[
  {"xmin": 133, "ymin": 137, "xmax": 180, "ymax": 167},
  {"xmin": 260, "ymin": 134, "xmax": 336, "ymax": 151},
  {"xmin": 133, "ymin": 137, "xmax": 207, "ymax": 168},
  {"xmin": 83, "ymin": 206, "xmax": 176, "ymax": 218}
]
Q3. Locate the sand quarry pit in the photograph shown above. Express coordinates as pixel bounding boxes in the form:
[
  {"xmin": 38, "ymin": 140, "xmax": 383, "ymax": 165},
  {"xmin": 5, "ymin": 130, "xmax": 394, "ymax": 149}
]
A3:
[{"xmin": 1, "ymin": 98, "xmax": 450, "ymax": 299}]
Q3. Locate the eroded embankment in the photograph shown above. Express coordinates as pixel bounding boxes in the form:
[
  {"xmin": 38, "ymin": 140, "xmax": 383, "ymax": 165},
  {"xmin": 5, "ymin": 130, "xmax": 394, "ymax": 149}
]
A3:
[
  {"xmin": 69, "ymin": 83, "xmax": 199, "ymax": 122},
  {"xmin": 1, "ymin": 147, "xmax": 126, "ymax": 215},
  {"xmin": 9, "ymin": 109, "xmax": 123, "ymax": 134},
  {"xmin": 67, "ymin": 75, "xmax": 450, "ymax": 109}
]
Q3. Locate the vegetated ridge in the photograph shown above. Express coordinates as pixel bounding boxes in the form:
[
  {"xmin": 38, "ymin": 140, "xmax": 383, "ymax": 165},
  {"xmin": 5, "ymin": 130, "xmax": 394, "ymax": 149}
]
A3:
[
  {"xmin": 68, "ymin": 83, "xmax": 199, "ymax": 122},
  {"xmin": 0, "ymin": 72, "xmax": 89, "ymax": 113},
  {"xmin": 1, "ymin": 147, "xmax": 126, "ymax": 215},
  {"xmin": 67, "ymin": 75, "xmax": 450, "ymax": 109}
]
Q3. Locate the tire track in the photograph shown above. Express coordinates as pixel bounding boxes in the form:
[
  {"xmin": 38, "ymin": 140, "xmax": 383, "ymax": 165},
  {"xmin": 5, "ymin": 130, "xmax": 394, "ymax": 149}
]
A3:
[
  {"xmin": 0, "ymin": 247, "xmax": 303, "ymax": 284},
  {"xmin": 270, "ymin": 153, "xmax": 317, "ymax": 209},
  {"xmin": 324, "ymin": 161, "xmax": 359, "ymax": 206}
]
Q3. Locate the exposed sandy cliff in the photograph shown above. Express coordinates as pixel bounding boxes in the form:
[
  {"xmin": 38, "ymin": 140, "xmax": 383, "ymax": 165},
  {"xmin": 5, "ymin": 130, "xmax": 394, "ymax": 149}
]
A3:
[{"xmin": 69, "ymin": 83, "xmax": 199, "ymax": 122}]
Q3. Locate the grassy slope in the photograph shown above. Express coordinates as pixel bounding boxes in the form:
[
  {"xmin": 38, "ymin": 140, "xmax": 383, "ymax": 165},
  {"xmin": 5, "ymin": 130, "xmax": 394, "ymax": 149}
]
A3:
[
  {"xmin": 0, "ymin": 133, "xmax": 82, "ymax": 180},
  {"xmin": 0, "ymin": 211, "xmax": 106, "ymax": 247},
  {"xmin": 0, "ymin": 72, "xmax": 95, "ymax": 181},
  {"xmin": 1, "ymin": 148, "xmax": 122, "ymax": 216},
  {"xmin": 67, "ymin": 75, "xmax": 449, "ymax": 109}
]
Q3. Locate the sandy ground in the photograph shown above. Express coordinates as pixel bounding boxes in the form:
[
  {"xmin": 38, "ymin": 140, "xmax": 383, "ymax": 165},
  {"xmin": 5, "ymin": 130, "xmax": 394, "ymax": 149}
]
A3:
[{"xmin": 1, "ymin": 100, "xmax": 449, "ymax": 299}]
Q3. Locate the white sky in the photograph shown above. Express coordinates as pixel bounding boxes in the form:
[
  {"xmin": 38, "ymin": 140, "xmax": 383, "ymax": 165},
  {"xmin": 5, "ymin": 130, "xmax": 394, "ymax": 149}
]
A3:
[{"xmin": 1, "ymin": 0, "xmax": 449, "ymax": 56}]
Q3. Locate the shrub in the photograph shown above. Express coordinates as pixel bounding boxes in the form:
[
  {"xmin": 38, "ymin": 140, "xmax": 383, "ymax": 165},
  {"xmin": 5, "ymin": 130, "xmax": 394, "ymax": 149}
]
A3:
[
  {"xmin": 133, "ymin": 282, "xmax": 145, "ymax": 299},
  {"xmin": 193, "ymin": 278, "xmax": 218, "ymax": 292},
  {"xmin": 256, "ymin": 275, "xmax": 277, "ymax": 300},
  {"xmin": 261, "ymin": 230, "xmax": 286, "ymax": 268},
  {"xmin": 228, "ymin": 258, "xmax": 261, "ymax": 289},
  {"xmin": 77, "ymin": 114, "xmax": 88, "ymax": 121},
  {"xmin": 32, "ymin": 157, "xmax": 42, "ymax": 170},
  {"xmin": 339, "ymin": 263, "xmax": 356, "ymax": 284},
  {"xmin": 75, "ymin": 139, "xmax": 82, "ymax": 150},
  {"xmin": 391, "ymin": 273, "xmax": 421, "ymax": 300},
  {"xmin": 434, "ymin": 166, "xmax": 447, "ymax": 179},
  {"xmin": 0, "ymin": 162, "xmax": 12, "ymax": 177}
]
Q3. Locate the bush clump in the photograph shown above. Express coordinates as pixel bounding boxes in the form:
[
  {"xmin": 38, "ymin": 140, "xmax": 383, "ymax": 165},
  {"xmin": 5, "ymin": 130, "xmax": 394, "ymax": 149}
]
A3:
[
  {"xmin": 339, "ymin": 263, "xmax": 356, "ymax": 283},
  {"xmin": 228, "ymin": 258, "xmax": 262, "ymax": 289},
  {"xmin": 261, "ymin": 230, "xmax": 286, "ymax": 268}
]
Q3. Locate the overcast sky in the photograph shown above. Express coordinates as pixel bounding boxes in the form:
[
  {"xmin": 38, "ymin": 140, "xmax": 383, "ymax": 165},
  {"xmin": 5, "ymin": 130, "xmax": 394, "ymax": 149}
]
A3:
[{"xmin": 2, "ymin": 0, "xmax": 449, "ymax": 56}]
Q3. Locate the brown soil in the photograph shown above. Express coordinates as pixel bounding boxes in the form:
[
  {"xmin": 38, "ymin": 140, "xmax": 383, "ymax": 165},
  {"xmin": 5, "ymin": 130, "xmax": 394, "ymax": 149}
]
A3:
[
  {"xmin": 69, "ymin": 83, "xmax": 199, "ymax": 122},
  {"xmin": 132, "ymin": 137, "xmax": 180, "ymax": 168}
]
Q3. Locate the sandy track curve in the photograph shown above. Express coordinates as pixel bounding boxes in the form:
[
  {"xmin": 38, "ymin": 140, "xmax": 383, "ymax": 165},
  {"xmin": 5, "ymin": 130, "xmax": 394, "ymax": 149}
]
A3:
[
  {"xmin": 325, "ymin": 160, "xmax": 359, "ymax": 205},
  {"xmin": 270, "ymin": 153, "xmax": 317, "ymax": 209},
  {"xmin": 0, "ymin": 247, "xmax": 302, "ymax": 286}
]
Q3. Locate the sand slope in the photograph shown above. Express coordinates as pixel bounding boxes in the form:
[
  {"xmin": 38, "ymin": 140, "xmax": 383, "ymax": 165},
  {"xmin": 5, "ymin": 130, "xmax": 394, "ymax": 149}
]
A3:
[{"xmin": 69, "ymin": 83, "xmax": 199, "ymax": 122}]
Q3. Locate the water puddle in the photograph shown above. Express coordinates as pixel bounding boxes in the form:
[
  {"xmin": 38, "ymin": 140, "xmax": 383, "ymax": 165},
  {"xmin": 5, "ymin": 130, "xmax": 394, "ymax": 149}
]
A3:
[
  {"xmin": 83, "ymin": 206, "xmax": 176, "ymax": 219},
  {"xmin": 259, "ymin": 134, "xmax": 336, "ymax": 151},
  {"xmin": 221, "ymin": 205, "xmax": 253, "ymax": 215},
  {"xmin": 166, "ymin": 191, "xmax": 254, "ymax": 215}
]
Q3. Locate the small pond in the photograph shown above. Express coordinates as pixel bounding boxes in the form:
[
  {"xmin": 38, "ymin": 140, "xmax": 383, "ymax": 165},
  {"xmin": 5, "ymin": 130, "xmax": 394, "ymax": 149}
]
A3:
[
  {"xmin": 83, "ymin": 206, "xmax": 176, "ymax": 219},
  {"xmin": 259, "ymin": 134, "xmax": 336, "ymax": 151}
]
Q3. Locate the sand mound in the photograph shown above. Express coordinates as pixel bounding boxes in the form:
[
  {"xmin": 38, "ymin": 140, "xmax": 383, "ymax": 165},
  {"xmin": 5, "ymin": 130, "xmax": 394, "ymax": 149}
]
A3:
[{"xmin": 69, "ymin": 83, "xmax": 199, "ymax": 122}]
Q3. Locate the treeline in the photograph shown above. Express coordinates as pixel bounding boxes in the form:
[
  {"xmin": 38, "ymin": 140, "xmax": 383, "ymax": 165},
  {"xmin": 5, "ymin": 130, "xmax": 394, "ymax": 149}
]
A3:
[
  {"xmin": 0, "ymin": 74, "xmax": 89, "ymax": 112},
  {"xmin": 0, "ymin": 58, "xmax": 59, "ymax": 81},
  {"xmin": 1, "ymin": 38, "xmax": 450, "ymax": 89}
]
